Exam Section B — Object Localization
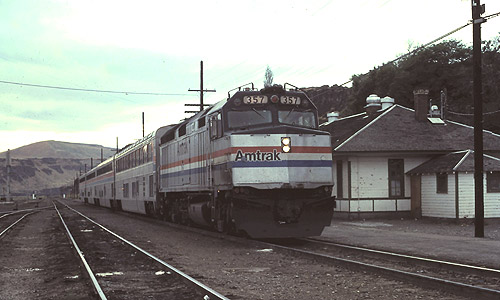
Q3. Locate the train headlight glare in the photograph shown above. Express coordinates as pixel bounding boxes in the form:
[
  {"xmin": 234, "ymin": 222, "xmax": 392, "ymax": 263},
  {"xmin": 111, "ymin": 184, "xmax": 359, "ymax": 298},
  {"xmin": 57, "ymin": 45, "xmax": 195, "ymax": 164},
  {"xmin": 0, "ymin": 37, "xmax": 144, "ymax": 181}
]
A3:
[
  {"xmin": 282, "ymin": 145, "xmax": 291, "ymax": 153},
  {"xmin": 281, "ymin": 137, "xmax": 291, "ymax": 146}
]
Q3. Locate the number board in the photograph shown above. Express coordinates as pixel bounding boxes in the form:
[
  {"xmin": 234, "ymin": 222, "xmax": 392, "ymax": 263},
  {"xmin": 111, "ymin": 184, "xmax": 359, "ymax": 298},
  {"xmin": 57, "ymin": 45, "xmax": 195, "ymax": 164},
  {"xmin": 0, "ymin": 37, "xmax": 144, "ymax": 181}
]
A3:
[
  {"xmin": 243, "ymin": 95, "xmax": 268, "ymax": 104},
  {"xmin": 280, "ymin": 96, "xmax": 301, "ymax": 105}
]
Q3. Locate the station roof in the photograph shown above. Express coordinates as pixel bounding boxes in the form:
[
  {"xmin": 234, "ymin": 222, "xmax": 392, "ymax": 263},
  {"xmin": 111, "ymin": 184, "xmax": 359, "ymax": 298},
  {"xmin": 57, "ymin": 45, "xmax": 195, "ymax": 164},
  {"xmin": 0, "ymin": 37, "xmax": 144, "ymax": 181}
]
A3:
[
  {"xmin": 407, "ymin": 150, "xmax": 500, "ymax": 174},
  {"xmin": 320, "ymin": 105, "xmax": 500, "ymax": 153}
]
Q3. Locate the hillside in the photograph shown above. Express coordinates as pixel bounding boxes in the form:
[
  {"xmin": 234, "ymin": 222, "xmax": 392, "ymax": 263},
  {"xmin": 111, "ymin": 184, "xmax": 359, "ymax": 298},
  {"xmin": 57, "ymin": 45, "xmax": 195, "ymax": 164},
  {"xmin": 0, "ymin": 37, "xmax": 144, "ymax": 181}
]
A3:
[
  {"xmin": 0, "ymin": 141, "xmax": 114, "ymax": 196},
  {"xmin": 1, "ymin": 140, "xmax": 115, "ymax": 159},
  {"xmin": 0, "ymin": 158, "xmax": 89, "ymax": 196},
  {"xmin": 303, "ymin": 85, "xmax": 351, "ymax": 122}
]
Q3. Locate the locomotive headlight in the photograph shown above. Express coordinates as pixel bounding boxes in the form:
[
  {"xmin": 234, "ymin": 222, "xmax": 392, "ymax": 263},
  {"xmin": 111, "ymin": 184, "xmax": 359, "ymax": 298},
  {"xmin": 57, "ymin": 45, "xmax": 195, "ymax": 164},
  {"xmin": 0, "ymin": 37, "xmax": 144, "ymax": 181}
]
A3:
[{"xmin": 281, "ymin": 137, "xmax": 291, "ymax": 153}]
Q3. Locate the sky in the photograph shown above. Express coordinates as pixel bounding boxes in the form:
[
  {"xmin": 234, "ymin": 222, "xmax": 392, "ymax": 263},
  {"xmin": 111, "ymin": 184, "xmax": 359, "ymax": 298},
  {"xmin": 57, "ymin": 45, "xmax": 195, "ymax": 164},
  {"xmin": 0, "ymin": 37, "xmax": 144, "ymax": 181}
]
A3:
[{"xmin": 1, "ymin": 0, "xmax": 499, "ymax": 153}]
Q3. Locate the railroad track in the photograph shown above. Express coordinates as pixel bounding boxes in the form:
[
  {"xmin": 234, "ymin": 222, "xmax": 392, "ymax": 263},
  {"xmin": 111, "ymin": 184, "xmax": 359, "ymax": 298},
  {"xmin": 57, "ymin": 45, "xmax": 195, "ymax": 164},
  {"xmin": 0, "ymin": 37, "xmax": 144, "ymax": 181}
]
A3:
[
  {"xmin": 263, "ymin": 237, "xmax": 500, "ymax": 300},
  {"xmin": 0, "ymin": 206, "xmax": 52, "ymax": 218},
  {"xmin": 0, "ymin": 210, "xmax": 38, "ymax": 238},
  {"xmin": 0, "ymin": 199, "xmax": 44, "ymax": 214},
  {"xmin": 54, "ymin": 201, "xmax": 229, "ymax": 300}
]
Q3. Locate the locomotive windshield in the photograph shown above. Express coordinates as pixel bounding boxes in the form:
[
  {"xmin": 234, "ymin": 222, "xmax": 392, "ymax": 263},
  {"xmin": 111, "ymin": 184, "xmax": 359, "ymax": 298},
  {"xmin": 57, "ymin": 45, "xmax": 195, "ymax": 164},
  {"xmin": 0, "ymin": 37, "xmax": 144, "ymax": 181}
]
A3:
[
  {"xmin": 278, "ymin": 110, "xmax": 316, "ymax": 128},
  {"xmin": 227, "ymin": 109, "xmax": 272, "ymax": 129},
  {"xmin": 225, "ymin": 88, "xmax": 319, "ymax": 130},
  {"xmin": 226, "ymin": 106, "xmax": 317, "ymax": 130}
]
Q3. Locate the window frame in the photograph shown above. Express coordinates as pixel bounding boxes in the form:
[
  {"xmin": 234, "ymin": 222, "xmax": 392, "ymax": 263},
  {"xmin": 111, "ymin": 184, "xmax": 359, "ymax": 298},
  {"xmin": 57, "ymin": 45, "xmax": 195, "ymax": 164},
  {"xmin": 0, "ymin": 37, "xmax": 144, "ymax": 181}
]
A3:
[
  {"xmin": 209, "ymin": 112, "xmax": 223, "ymax": 140},
  {"xmin": 388, "ymin": 159, "xmax": 405, "ymax": 198},
  {"xmin": 436, "ymin": 173, "xmax": 448, "ymax": 194},
  {"xmin": 487, "ymin": 171, "xmax": 500, "ymax": 193}
]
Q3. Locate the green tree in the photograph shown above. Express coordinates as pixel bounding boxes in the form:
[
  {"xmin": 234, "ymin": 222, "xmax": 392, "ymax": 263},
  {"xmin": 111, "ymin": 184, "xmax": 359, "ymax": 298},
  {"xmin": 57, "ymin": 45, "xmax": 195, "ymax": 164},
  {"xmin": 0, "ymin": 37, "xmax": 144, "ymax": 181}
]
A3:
[
  {"xmin": 264, "ymin": 66, "xmax": 274, "ymax": 88},
  {"xmin": 347, "ymin": 39, "xmax": 472, "ymax": 114}
]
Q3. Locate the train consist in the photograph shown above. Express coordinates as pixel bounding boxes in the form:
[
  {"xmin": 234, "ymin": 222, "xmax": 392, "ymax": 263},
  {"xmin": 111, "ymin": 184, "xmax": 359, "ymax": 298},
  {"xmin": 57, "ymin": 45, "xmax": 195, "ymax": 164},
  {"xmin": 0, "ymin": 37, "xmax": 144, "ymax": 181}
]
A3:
[{"xmin": 77, "ymin": 84, "xmax": 335, "ymax": 238}]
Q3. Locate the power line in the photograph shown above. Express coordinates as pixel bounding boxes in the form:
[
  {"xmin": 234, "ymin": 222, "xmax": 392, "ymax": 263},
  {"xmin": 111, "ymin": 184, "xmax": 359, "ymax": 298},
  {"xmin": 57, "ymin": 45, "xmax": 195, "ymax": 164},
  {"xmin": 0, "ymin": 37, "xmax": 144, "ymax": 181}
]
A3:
[
  {"xmin": 0, "ymin": 80, "xmax": 191, "ymax": 96},
  {"xmin": 338, "ymin": 11, "xmax": 500, "ymax": 87},
  {"xmin": 447, "ymin": 109, "xmax": 500, "ymax": 116}
]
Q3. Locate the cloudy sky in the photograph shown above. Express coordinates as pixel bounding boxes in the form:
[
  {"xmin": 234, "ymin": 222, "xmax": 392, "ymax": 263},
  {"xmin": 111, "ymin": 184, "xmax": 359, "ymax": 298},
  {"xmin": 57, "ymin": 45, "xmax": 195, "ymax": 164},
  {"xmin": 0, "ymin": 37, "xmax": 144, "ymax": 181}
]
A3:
[{"xmin": 1, "ymin": 0, "xmax": 499, "ymax": 152}]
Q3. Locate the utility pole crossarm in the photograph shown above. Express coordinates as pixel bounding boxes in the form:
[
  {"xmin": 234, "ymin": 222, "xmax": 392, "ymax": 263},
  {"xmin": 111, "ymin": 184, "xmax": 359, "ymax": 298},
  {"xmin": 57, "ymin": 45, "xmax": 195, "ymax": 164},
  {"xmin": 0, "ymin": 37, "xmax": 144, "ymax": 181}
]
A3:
[{"xmin": 186, "ymin": 61, "xmax": 216, "ymax": 113}]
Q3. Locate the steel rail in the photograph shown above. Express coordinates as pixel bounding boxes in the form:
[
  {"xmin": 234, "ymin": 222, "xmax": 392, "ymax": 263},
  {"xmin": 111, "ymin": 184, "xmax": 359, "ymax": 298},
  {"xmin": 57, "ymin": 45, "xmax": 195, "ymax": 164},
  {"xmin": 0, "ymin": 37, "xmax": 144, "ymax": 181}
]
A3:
[
  {"xmin": 52, "ymin": 203, "xmax": 107, "ymax": 300},
  {"xmin": 58, "ymin": 201, "xmax": 230, "ymax": 300},
  {"xmin": 263, "ymin": 241, "xmax": 500, "ymax": 300},
  {"xmin": 305, "ymin": 237, "xmax": 500, "ymax": 277},
  {"xmin": 0, "ymin": 206, "xmax": 52, "ymax": 218},
  {"xmin": 0, "ymin": 212, "xmax": 35, "ymax": 238}
]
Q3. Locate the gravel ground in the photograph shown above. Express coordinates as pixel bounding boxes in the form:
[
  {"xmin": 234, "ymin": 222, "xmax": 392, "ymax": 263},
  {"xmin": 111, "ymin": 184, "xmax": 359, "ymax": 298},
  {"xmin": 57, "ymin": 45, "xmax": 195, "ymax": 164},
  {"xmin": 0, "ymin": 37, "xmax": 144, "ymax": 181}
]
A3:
[
  {"xmin": 62, "ymin": 200, "xmax": 474, "ymax": 299},
  {"xmin": 1, "ymin": 198, "xmax": 490, "ymax": 299},
  {"xmin": 0, "ymin": 207, "xmax": 94, "ymax": 300}
]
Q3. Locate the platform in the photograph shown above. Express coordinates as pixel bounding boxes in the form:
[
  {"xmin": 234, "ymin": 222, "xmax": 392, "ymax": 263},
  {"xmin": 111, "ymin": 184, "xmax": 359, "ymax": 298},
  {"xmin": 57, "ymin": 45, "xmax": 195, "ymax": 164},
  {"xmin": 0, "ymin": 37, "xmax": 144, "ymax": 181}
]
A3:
[{"xmin": 321, "ymin": 218, "xmax": 500, "ymax": 268}]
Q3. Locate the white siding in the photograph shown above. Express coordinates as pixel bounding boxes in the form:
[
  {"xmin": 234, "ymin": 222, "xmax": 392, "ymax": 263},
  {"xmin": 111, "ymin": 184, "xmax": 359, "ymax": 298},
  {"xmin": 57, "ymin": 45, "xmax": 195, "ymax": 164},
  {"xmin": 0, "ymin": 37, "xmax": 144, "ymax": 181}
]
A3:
[
  {"xmin": 458, "ymin": 173, "xmax": 474, "ymax": 218},
  {"xmin": 459, "ymin": 173, "xmax": 500, "ymax": 218},
  {"xmin": 374, "ymin": 199, "xmax": 395, "ymax": 211},
  {"xmin": 349, "ymin": 156, "xmax": 431, "ymax": 199},
  {"xmin": 334, "ymin": 154, "xmax": 431, "ymax": 213},
  {"xmin": 397, "ymin": 199, "xmax": 411, "ymax": 210},
  {"xmin": 336, "ymin": 199, "xmax": 350, "ymax": 212},
  {"xmin": 350, "ymin": 157, "xmax": 388, "ymax": 198},
  {"xmin": 420, "ymin": 172, "xmax": 500, "ymax": 219},
  {"xmin": 421, "ymin": 173, "xmax": 456, "ymax": 218}
]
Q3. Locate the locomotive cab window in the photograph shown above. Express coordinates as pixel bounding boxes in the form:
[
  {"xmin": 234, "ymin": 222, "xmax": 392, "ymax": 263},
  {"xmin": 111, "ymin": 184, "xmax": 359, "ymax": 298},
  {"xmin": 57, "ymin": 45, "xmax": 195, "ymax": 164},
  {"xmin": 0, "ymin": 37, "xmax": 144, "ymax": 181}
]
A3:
[
  {"xmin": 227, "ymin": 108, "xmax": 272, "ymax": 129},
  {"xmin": 278, "ymin": 110, "xmax": 316, "ymax": 129},
  {"xmin": 209, "ymin": 112, "xmax": 223, "ymax": 139}
]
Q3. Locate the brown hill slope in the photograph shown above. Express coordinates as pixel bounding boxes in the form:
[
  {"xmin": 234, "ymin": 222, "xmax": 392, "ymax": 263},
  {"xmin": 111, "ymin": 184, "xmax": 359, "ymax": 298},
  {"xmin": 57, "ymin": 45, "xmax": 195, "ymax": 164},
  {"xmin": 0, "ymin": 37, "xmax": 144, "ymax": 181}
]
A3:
[
  {"xmin": 0, "ymin": 158, "xmax": 88, "ymax": 196},
  {"xmin": 0, "ymin": 141, "xmax": 115, "ymax": 196},
  {"xmin": 1, "ymin": 140, "xmax": 115, "ymax": 159}
]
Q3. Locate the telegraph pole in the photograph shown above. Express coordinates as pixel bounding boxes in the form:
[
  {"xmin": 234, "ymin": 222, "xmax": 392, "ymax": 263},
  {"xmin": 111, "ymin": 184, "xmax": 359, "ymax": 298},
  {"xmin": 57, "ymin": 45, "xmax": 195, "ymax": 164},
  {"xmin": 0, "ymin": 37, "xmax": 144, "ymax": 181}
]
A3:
[
  {"xmin": 186, "ymin": 61, "xmax": 215, "ymax": 113},
  {"xmin": 472, "ymin": 0, "xmax": 485, "ymax": 237},
  {"xmin": 6, "ymin": 149, "xmax": 11, "ymax": 201}
]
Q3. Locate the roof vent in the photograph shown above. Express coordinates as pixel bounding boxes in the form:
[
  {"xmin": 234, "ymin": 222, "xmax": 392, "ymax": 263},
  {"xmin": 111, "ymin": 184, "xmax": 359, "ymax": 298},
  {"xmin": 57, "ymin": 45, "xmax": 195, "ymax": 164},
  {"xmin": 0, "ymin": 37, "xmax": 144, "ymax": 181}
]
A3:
[
  {"xmin": 365, "ymin": 94, "xmax": 381, "ymax": 115},
  {"xmin": 381, "ymin": 96, "xmax": 394, "ymax": 110},
  {"xmin": 430, "ymin": 105, "xmax": 440, "ymax": 117},
  {"xmin": 327, "ymin": 111, "xmax": 340, "ymax": 122}
]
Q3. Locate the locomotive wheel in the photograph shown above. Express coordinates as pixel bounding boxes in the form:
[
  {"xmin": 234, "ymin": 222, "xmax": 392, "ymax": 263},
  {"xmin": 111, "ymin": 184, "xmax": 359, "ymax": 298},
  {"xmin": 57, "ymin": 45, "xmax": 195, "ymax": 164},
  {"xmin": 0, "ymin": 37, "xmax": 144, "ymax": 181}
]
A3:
[{"xmin": 217, "ymin": 202, "xmax": 236, "ymax": 235}]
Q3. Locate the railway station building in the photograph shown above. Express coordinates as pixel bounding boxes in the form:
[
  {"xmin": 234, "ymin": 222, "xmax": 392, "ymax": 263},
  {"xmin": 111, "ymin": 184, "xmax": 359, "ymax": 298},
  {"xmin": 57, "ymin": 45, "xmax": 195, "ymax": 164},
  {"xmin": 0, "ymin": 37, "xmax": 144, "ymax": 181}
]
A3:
[{"xmin": 320, "ymin": 90, "xmax": 500, "ymax": 220}]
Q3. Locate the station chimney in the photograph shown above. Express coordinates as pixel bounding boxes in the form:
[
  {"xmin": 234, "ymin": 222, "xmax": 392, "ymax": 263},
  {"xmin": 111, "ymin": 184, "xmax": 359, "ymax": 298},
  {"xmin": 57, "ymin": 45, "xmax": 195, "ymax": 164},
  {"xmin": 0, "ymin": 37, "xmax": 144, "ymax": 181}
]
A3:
[{"xmin": 413, "ymin": 89, "xmax": 429, "ymax": 121}]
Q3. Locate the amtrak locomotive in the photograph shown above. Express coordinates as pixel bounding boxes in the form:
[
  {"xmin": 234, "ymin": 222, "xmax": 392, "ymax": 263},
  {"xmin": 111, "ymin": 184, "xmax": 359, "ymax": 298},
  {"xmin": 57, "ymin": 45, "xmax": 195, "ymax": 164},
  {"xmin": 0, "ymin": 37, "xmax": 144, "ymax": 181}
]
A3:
[{"xmin": 78, "ymin": 83, "xmax": 335, "ymax": 238}]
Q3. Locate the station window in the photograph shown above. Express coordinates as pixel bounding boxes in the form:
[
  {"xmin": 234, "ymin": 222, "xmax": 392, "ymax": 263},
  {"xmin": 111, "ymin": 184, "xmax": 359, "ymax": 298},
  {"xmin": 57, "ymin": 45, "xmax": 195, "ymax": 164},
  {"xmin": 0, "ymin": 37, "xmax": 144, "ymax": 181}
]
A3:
[
  {"xmin": 436, "ymin": 173, "xmax": 448, "ymax": 194},
  {"xmin": 487, "ymin": 171, "xmax": 500, "ymax": 193},
  {"xmin": 388, "ymin": 159, "xmax": 404, "ymax": 197}
]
